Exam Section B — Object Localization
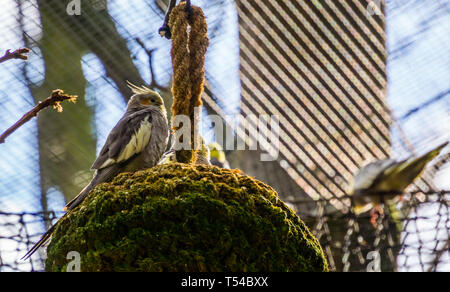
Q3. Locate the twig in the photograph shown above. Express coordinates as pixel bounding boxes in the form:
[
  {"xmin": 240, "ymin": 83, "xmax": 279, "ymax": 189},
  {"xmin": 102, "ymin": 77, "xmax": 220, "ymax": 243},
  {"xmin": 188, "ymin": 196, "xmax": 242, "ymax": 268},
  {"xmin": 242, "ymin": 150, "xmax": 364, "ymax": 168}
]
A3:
[
  {"xmin": 135, "ymin": 38, "xmax": 169, "ymax": 91},
  {"xmin": 0, "ymin": 89, "xmax": 77, "ymax": 144},
  {"xmin": 0, "ymin": 48, "xmax": 30, "ymax": 64}
]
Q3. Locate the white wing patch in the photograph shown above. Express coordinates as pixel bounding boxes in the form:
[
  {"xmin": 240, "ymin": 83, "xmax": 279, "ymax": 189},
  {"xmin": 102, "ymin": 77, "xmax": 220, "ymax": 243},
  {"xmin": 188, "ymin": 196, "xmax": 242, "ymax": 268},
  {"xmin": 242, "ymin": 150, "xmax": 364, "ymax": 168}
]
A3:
[{"xmin": 99, "ymin": 118, "xmax": 152, "ymax": 169}]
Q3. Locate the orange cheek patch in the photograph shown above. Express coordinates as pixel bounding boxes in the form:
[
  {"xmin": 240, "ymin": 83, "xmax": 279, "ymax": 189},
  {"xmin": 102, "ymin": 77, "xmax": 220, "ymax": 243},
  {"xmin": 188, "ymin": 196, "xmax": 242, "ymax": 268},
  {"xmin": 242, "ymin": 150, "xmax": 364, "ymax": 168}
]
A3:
[{"xmin": 141, "ymin": 99, "xmax": 151, "ymax": 105}]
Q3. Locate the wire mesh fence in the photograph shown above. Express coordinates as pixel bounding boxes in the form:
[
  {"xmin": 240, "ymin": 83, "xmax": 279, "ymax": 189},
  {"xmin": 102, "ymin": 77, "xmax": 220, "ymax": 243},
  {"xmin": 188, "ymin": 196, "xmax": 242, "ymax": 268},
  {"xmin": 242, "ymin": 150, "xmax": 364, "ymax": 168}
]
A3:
[
  {"xmin": 1, "ymin": 189, "xmax": 449, "ymax": 272},
  {"xmin": 0, "ymin": 211, "xmax": 57, "ymax": 272},
  {"xmin": 0, "ymin": 0, "xmax": 449, "ymax": 272}
]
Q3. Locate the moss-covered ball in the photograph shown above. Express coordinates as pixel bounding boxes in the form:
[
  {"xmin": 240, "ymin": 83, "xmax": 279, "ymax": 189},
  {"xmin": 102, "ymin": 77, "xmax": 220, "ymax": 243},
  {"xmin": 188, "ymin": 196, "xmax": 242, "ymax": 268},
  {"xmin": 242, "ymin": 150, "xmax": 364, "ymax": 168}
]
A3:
[{"xmin": 46, "ymin": 164, "xmax": 328, "ymax": 272}]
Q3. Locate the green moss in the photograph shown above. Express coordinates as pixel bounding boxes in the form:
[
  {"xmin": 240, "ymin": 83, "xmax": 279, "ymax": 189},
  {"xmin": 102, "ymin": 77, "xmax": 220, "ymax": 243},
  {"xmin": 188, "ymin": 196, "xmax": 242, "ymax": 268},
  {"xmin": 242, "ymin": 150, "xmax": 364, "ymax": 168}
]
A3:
[{"xmin": 46, "ymin": 164, "xmax": 328, "ymax": 272}]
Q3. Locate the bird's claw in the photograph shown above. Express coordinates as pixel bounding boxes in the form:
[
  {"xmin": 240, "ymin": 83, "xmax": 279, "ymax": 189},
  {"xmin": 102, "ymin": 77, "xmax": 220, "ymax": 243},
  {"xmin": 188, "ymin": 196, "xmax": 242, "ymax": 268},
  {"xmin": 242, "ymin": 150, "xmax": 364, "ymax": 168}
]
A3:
[{"xmin": 370, "ymin": 206, "xmax": 383, "ymax": 228}]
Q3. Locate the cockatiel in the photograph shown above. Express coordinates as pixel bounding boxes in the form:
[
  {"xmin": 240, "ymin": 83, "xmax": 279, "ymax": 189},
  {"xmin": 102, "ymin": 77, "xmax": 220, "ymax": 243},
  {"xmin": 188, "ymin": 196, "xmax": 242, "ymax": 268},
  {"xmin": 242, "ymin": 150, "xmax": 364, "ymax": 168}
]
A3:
[
  {"xmin": 348, "ymin": 142, "xmax": 448, "ymax": 225},
  {"xmin": 22, "ymin": 83, "xmax": 169, "ymax": 260},
  {"xmin": 208, "ymin": 142, "xmax": 230, "ymax": 169}
]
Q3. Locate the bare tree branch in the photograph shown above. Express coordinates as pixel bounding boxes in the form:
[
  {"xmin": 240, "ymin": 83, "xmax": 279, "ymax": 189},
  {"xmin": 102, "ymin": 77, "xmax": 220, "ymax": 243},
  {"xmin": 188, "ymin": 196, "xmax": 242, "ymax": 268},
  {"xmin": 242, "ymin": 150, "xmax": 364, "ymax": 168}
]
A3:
[
  {"xmin": 135, "ymin": 37, "xmax": 170, "ymax": 91},
  {"xmin": 0, "ymin": 48, "xmax": 30, "ymax": 64},
  {"xmin": 0, "ymin": 90, "xmax": 77, "ymax": 144}
]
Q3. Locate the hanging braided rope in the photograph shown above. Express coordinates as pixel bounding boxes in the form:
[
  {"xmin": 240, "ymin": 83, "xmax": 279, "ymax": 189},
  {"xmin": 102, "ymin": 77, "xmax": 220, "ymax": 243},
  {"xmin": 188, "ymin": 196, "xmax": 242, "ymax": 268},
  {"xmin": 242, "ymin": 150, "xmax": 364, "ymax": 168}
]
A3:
[{"xmin": 169, "ymin": 1, "xmax": 209, "ymax": 164}]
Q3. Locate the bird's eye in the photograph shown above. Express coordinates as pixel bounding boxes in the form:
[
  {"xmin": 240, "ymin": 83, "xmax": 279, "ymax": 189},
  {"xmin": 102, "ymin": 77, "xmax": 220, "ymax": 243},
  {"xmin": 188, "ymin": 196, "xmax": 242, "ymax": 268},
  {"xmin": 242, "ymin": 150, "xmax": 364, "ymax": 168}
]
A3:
[{"xmin": 151, "ymin": 99, "xmax": 156, "ymax": 103}]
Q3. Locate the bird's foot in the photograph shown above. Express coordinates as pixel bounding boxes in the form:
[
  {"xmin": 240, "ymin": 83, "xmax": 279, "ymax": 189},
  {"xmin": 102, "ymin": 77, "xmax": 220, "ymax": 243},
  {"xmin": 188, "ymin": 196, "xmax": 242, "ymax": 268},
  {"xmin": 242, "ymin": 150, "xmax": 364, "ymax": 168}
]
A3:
[{"xmin": 370, "ymin": 206, "xmax": 383, "ymax": 228}]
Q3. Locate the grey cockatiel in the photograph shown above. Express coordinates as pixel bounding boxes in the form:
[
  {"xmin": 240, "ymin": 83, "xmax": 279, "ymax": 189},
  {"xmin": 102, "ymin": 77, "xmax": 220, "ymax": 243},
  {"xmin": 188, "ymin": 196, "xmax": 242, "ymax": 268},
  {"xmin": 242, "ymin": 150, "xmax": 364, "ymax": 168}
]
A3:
[
  {"xmin": 348, "ymin": 142, "xmax": 448, "ymax": 224},
  {"xmin": 64, "ymin": 84, "xmax": 169, "ymax": 211},
  {"xmin": 22, "ymin": 83, "xmax": 169, "ymax": 260}
]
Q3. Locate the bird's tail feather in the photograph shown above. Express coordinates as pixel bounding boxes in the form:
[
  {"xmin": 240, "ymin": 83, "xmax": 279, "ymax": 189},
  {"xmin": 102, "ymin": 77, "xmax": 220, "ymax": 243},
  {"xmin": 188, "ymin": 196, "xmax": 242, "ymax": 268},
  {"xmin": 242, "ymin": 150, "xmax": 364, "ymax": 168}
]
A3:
[
  {"xmin": 421, "ymin": 141, "xmax": 449, "ymax": 162},
  {"xmin": 63, "ymin": 179, "xmax": 96, "ymax": 211},
  {"xmin": 405, "ymin": 142, "xmax": 447, "ymax": 173},
  {"xmin": 21, "ymin": 214, "xmax": 66, "ymax": 261},
  {"xmin": 64, "ymin": 165, "xmax": 120, "ymax": 211},
  {"xmin": 387, "ymin": 141, "xmax": 448, "ymax": 186}
]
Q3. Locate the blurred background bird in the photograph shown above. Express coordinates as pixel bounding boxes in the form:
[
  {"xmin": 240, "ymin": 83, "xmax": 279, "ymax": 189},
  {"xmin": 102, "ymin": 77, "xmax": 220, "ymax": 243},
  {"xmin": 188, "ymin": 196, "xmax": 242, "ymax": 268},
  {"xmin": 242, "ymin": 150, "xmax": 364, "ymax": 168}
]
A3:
[
  {"xmin": 22, "ymin": 83, "xmax": 169, "ymax": 260},
  {"xmin": 348, "ymin": 141, "xmax": 448, "ymax": 225},
  {"xmin": 208, "ymin": 142, "xmax": 229, "ymax": 169}
]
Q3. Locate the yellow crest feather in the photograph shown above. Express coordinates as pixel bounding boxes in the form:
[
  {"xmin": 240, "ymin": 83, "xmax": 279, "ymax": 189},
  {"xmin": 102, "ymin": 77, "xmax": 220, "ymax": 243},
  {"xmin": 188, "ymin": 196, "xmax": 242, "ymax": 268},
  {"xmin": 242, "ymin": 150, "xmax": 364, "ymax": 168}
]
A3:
[{"xmin": 127, "ymin": 81, "xmax": 155, "ymax": 95}]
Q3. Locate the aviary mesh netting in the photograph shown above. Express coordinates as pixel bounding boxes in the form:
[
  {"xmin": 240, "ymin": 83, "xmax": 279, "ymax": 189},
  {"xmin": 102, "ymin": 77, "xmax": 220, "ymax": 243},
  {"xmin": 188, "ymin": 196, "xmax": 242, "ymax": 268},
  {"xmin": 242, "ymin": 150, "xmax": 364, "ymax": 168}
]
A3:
[{"xmin": 1, "ymin": 0, "xmax": 449, "ymax": 272}]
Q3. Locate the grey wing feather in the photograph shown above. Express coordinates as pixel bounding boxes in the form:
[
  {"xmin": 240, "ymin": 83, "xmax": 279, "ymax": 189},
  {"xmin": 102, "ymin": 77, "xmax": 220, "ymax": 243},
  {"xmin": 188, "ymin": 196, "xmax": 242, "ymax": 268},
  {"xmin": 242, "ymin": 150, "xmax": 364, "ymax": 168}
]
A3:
[
  {"xmin": 92, "ymin": 108, "xmax": 154, "ymax": 170},
  {"xmin": 65, "ymin": 108, "xmax": 167, "ymax": 211},
  {"xmin": 21, "ymin": 213, "xmax": 68, "ymax": 260},
  {"xmin": 64, "ymin": 164, "xmax": 122, "ymax": 211}
]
